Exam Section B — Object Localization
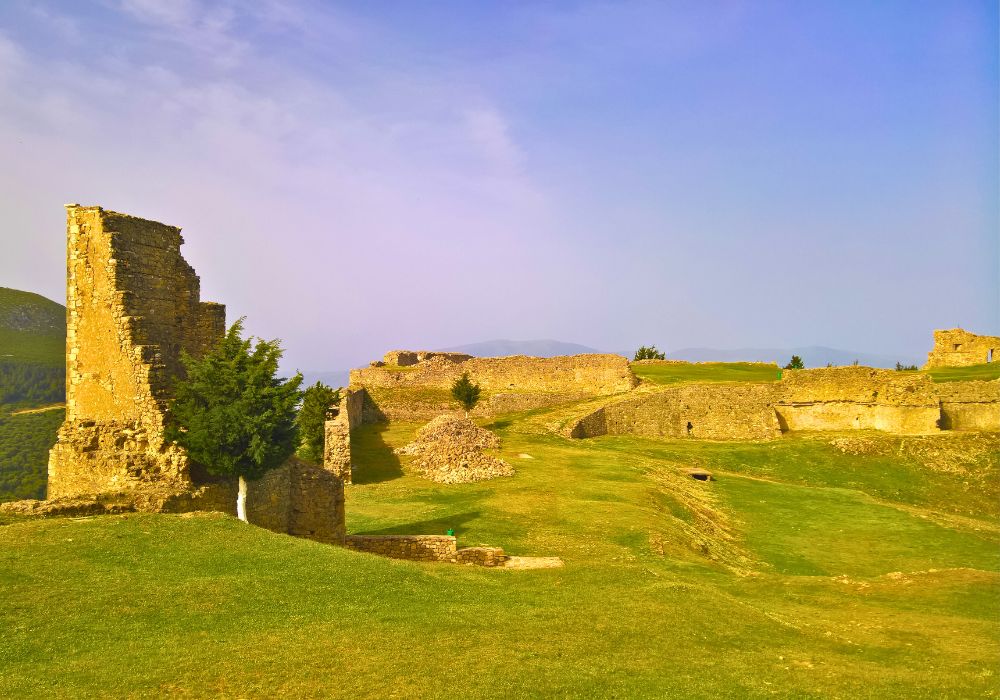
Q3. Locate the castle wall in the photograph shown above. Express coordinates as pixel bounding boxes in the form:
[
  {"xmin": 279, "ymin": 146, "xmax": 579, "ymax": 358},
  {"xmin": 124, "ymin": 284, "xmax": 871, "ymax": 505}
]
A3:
[
  {"xmin": 323, "ymin": 388, "xmax": 364, "ymax": 482},
  {"xmin": 934, "ymin": 380, "xmax": 1000, "ymax": 431},
  {"xmin": 351, "ymin": 352, "xmax": 637, "ymax": 422},
  {"xmin": 567, "ymin": 384, "xmax": 781, "ymax": 441},
  {"xmin": 46, "ymin": 205, "xmax": 345, "ymax": 545},
  {"xmin": 925, "ymin": 328, "xmax": 1000, "ymax": 368},
  {"xmin": 50, "ymin": 205, "xmax": 226, "ymax": 498},
  {"xmin": 774, "ymin": 367, "xmax": 941, "ymax": 434}
]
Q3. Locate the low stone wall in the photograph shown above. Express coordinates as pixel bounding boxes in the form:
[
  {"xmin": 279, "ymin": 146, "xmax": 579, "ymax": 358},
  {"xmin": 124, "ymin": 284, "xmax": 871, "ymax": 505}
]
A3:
[
  {"xmin": 345, "ymin": 534, "xmax": 457, "ymax": 562},
  {"xmin": 934, "ymin": 380, "xmax": 1000, "ymax": 431},
  {"xmin": 456, "ymin": 546, "xmax": 507, "ymax": 567},
  {"xmin": 352, "ymin": 353, "xmax": 637, "ymax": 396},
  {"xmin": 350, "ymin": 353, "xmax": 636, "ymax": 424},
  {"xmin": 323, "ymin": 388, "xmax": 365, "ymax": 483},
  {"xmin": 567, "ymin": 384, "xmax": 781, "ymax": 441},
  {"xmin": 775, "ymin": 367, "xmax": 941, "ymax": 434},
  {"xmin": 344, "ymin": 535, "xmax": 506, "ymax": 566}
]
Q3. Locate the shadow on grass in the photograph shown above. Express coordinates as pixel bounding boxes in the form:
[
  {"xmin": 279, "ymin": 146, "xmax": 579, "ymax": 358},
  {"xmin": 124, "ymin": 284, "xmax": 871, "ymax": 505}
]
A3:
[
  {"xmin": 352, "ymin": 510, "xmax": 483, "ymax": 536},
  {"xmin": 351, "ymin": 424, "xmax": 404, "ymax": 485}
]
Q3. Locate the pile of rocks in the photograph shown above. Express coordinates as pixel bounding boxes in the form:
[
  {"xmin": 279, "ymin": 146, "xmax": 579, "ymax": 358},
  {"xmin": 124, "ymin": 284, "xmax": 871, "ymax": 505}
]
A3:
[{"xmin": 396, "ymin": 415, "xmax": 514, "ymax": 484}]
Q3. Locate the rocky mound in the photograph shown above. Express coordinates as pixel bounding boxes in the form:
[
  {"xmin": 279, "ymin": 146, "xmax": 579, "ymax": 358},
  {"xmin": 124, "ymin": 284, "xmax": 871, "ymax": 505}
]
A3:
[{"xmin": 396, "ymin": 415, "xmax": 513, "ymax": 484}]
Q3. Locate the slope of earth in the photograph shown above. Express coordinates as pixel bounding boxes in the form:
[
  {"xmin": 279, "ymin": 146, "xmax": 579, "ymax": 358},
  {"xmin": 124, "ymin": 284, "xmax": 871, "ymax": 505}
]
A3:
[
  {"xmin": 632, "ymin": 360, "xmax": 780, "ymax": 385},
  {"xmin": 2, "ymin": 397, "xmax": 997, "ymax": 698},
  {"xmin": 0, "ymin": 287, "xmax": 65, "ymax": 365},
  {"xmin": 0, "ymin": 288, "xmax": 65, "ymax": 501}
]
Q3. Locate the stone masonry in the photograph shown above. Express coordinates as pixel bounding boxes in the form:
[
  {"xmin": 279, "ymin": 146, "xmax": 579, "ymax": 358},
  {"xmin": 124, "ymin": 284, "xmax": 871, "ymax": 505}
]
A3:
[
  {"xmin": 924, "ymin": 328, "xmax": 1000, "ymax": 368},
  {"xmin": 49, "ymin": 205, "xmax": 226, "ymax": 497},
  {"xmin": 43, "ymin": 205, "xmax": 345, "ymax": 543},
  {"xmin": 350, "ymin": 351, "xmax": 638, "ymax": 422}
]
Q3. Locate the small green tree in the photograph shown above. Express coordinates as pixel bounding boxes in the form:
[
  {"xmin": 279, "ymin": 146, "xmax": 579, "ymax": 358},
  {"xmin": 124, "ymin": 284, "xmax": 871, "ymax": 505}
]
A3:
[
  {"xmin": 166, "ymin": 318, "xmax": 303, "ymax": 522},
  {"xmin": 895, "ymin": 362, "xmax": 918, "ymax": 371},
  {"xmin": 451, "ymin": 371, "xmax": 481, "ymax": 417},
  {"xmin": 784, "ymin": 355, "xmax": 804, "ymax": 370},
  {"xmin": 633, "ymin": 345, "xmax": 666, "ymax": 361},
  {"xmin": 297, "ymin": 382, "xmax": 341, "ymax": 464}
]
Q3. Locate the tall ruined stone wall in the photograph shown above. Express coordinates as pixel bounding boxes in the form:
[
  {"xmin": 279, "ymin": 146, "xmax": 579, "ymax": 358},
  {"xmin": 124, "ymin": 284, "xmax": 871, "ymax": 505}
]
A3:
[
  {"xmin": 50, "ymin": 205, "xmax": 226, "ymax": 498},
  {"xmin": 323, "ymin": 388, "xmax": 364, "ymax": 482},
  {"xmin": 934, "ymin": 380, "xmax": 1000, "ymax": 431},
  {"xmin": 924, "ymin": 328, "xmax": 1000, "ymax": 368},
  {"xmin": 44, "ymin": 205, "xmax": 346, "ymax": 546},
  {"xmin": 775, "ymin": 367, "xmax": 941, "ymax": 434},
  {"xmin": 567, "ymin": 384, "xmax": 782, "ymax": 441},
  {"xmin": 350, "ymin": 352, "xmax": 638, "ymax": 422}
]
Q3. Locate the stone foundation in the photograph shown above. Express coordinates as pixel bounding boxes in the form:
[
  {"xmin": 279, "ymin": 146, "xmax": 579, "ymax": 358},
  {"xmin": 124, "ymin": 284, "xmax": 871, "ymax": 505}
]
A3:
[
  {"xmin": 344, "ymin": 534, "xmax": 506, "ymax": 566},
  {"xmin": 568, "ymin": 384, "xmax": 781, "ymax": 441},
  {"xmin": 934, "ymin": 380, "xmax": 1000, "ymax": 431}
]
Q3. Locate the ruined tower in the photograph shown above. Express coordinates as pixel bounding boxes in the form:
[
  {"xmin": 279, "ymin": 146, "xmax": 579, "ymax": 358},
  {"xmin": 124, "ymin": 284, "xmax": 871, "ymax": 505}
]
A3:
[
  {"xmin": 48, "ymin": 205, "xmax": 226, "ymax": 498},
  {"xmin": 46, "ymin": 205, "xmax": 346, "ymax": 544}
]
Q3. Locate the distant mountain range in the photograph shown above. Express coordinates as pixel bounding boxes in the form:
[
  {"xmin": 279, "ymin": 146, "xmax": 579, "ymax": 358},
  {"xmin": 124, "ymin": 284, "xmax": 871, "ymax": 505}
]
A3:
[{"xmin": 439, "ymin": 339, "xmax": 603, "ymax": 358}]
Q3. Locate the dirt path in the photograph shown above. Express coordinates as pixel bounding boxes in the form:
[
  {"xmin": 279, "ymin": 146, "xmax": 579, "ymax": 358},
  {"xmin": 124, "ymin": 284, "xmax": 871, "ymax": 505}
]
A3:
[{"xmin": 10, "ymin": 403, "xmax": 65, "ymax": 416}]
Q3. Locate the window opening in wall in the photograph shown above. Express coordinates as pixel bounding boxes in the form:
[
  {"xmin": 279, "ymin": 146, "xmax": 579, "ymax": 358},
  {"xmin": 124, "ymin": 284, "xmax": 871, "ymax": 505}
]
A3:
[
  {"xmin": 686, "ymin": 421, "xmax": 693, "ymax": 435},
  {"xmin": 954, "ymin": 343, "xmax": 962, "ymax": 351},
  {"xmin": 989, "ymin": 349, "xmax": 994, "ymax": 363}
]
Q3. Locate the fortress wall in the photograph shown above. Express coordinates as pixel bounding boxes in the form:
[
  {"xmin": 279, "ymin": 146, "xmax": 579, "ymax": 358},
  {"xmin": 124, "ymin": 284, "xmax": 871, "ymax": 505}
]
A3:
[
  {"xmin": 351, "ymin": 353, "xmax": 637, "ymax": 394},
  {"xmin": 351, "ymin": 353, "xmax": 637, "ymax": 422},
  {"xmin": 774, "ymin": 367, "xmax": 941, "ymax": 434},
  {"xmin": 46, "ymin": 205, "xmax": 346, "ymax": 545},
  {"xmin": 51, "ymin": 206, "xmax": 227, "ymax": 498},
  {"xmin": 925, "ymin": 328, "xmax": 1000, "ymax": 368},
  {"xmin": 323, "ymin": 388, "xmax": 365, "ymax": 483},
  {"xmin": 934, "ymin": 380, "xmax": 1000, "ymax": 431},
  {"xmin": 568, "ymin": 384, "xmax": 782, "ymax": 441}
]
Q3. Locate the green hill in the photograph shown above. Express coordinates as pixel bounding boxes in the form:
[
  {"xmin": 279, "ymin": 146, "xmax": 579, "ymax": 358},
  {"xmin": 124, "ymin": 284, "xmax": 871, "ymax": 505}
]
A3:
[
  {"xmin": 0, "ymin": 288, "xmax": 66, "ymax": 502},
  {"xmin": 0, "ymin": 286, "xmax": 65, "ymax": 365},
  {"xmin": 1, "ymin": 405, "xmax": 996, "ymax": 697}
]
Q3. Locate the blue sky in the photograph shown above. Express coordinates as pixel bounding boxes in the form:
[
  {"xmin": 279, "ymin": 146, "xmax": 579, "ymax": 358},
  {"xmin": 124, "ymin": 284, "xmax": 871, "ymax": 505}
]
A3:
[{"xmin": 0, "ymin": 0, "xmax": 996, "ymax": 371}]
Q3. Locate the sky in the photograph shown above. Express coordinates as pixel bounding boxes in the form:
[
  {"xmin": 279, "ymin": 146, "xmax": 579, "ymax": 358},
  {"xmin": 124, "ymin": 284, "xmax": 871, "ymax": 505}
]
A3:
[{"xmin": 0, "ymin": 0, "xmax": 996, "ymax": 373}]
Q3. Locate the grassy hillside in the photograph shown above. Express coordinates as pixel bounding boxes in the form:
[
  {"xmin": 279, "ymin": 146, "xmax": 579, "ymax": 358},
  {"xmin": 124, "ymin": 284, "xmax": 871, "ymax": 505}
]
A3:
[
  {"xmin": 2, "ymin": 403, "xmax": 997, "ymax": 698},
  {"xmin": 0, "ymin": 287, "xmax": 65, "ymax": 365},
  {"xmin": 0, "ymin": 288, "xmax": 65, "ymax": 501},
  {"xmin": 0, "ymin": 407, "xmax": 63, "ymax": 502},
  {"xmin": 632, "ymin": 360, "xmax": 780, "ymax": 385},
  {"xmin": 925, "ymin": 362, "xmax": 1000, "ymax": 383}
]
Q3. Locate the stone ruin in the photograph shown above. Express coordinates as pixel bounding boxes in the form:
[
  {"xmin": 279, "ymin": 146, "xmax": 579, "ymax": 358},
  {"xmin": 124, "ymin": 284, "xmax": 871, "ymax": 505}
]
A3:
[
  {"xmin": 924, "ymin": 328, "xmax": 1000, "ymax": 369},
  {"xmin": 37, "ymin": 205, "xmax": 345, "ymax": 542}
]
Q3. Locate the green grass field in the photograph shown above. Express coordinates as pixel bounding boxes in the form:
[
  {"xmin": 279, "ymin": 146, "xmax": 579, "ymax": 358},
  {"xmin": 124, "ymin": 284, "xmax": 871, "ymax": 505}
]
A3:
[
  {"xmin": 2, "ymin": 401, "xmax": 997, "ymax": 698},
  {"xmin": 631, "ymin": 361, "xmax": 781, "ymax": 385},
  {"xmin": 925, "ymin": 362, "xmax": 1000, "ymax": 383}
]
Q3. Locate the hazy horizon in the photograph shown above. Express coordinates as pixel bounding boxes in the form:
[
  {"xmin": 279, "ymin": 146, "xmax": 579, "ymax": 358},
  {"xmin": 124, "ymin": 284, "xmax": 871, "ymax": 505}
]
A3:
[{"xmin": 1, "ymin": 1, "xmax": 996, "ymax": 373}]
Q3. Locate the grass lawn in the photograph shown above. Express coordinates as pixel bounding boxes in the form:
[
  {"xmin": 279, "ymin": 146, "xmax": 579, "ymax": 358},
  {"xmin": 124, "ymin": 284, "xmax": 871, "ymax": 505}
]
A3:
[
  {"xmin": 1, "ymin": 406, "xmax": 997, "ymax": 698},
  {"xmin": 924, "ymin": 362, "xmax": 1000, "ymax": 383},
  {"xmin": 632, "ymin": 361, "xmax": 780, "ymax": 385}
]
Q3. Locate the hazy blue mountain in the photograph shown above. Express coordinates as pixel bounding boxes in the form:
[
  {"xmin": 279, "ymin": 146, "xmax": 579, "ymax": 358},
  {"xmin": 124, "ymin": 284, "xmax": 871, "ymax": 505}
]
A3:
[
  {"xmin": 666, "ymin": 346, "xmax": 922, "ymax": 369},
  {"xmin": 439, "ymin": 339, "xmax": 604, "ymax": 357}
]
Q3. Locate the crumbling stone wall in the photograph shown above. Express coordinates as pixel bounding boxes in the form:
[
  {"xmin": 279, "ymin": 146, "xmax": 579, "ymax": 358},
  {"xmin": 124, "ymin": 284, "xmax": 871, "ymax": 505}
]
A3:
[
  {"xmin": 775, "ymin": 367, "xmax": 941, "ymax": 434},
  {"xmin": 323, "ymin": 388, "xmax": 364, "ymax": 482},
  {"xmin": 567, "ymin": 384, "xmax": 781, "ymax": 441},
  {"xmin": 344, "ymin": 534, "xmax": 506, "ymax": 566},
  {"xmin": 934, "ymin": 380, "xmax": 1000, "ymax": 431},
  {"xmin": 925, "ymin": 328, "xmax": 1000, "ymax": 368},
  {"xmin": 381, "ymin": 350, "xmax": 473, "ymax": 367},
  {"xmin": 50, "ymin": 205, "xmax": 226, "ymax": 498},
  {"xmin": 44, "ymin": 205, "xmax": 345, "ymax": 544},
  {"xmin": 351, "ymin": 352, "xmax": 637, "ymax": 422}
]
